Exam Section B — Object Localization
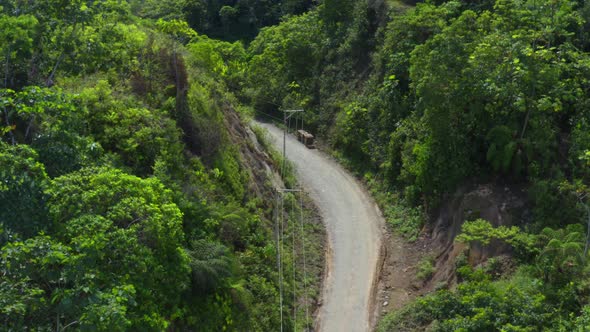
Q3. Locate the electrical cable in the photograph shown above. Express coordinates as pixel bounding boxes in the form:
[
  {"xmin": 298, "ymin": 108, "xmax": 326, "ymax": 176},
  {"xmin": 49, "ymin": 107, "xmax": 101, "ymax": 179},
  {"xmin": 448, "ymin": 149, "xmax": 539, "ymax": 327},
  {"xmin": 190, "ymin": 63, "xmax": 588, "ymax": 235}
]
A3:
[
  {"xmin": 287, "ymin": 116, "xmax": 298, "ymax": 331},
  {"xmin": 299, "ymin": 191, "xmax": 310, "ymax": 330},
  {"xmin": 278, "ymin": 193, "xmax": 284, "ymax": 332},
  {"xmin": 291, "ymin": 193, "xmax": 297, "ymax": 331}
]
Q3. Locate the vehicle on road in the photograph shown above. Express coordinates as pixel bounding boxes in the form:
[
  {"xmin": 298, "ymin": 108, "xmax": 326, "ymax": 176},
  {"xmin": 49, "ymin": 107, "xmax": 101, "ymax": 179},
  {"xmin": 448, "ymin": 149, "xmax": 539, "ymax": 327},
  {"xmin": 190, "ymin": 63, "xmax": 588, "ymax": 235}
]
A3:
[{"xmin": 297, "ymin": 129, "xmax": 316, "ymax": 149}]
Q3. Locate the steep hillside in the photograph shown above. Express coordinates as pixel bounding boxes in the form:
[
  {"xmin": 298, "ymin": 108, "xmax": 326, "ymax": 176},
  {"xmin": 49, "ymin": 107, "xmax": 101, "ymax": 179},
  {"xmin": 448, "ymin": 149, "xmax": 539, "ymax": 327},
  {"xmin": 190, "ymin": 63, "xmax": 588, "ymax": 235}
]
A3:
[
  {"xmin": 244, "ymin": 0, "xmax": 590, "ymax": 330},
  {"xmin": 4, "ymin": 0, "xmax": 590, "ymax": 330},
  {"xmin": 0, "ymin": 2, "xmax": 324, "ymax": 330}
]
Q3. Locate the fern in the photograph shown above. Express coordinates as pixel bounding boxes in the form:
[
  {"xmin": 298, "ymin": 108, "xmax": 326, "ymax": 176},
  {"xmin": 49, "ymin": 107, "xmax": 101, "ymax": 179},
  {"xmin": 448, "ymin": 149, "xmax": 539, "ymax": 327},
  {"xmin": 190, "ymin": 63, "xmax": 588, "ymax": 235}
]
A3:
[
  {"xmin": 536, "ymin": 225, "xmax": 586, "ymax": 284},
  {"xmin": 188, "ymin": 239, "xmax": 234, "ymax": 293}
]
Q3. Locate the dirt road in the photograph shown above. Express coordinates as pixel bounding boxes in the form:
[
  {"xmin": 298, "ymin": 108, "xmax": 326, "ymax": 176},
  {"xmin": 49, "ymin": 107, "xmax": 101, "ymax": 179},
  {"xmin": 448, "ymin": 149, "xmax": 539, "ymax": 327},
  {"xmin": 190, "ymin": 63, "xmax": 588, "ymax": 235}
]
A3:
[{"xmin": 258, "ymin": 122, "xmax": 384, "ymax": 332}]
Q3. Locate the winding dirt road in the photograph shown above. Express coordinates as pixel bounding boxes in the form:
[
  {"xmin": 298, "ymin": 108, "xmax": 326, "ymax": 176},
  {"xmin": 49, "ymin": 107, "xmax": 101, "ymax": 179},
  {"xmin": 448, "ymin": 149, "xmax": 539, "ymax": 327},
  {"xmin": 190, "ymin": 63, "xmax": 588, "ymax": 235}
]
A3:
[{"xmin": 258, "ymin": 122, "xmax": 384, "ymax": 332}]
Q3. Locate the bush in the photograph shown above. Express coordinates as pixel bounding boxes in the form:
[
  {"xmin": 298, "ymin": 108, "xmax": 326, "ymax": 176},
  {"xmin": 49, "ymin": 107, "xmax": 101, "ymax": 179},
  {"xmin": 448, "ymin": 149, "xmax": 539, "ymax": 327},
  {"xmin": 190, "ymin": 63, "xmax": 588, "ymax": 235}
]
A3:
[
  {"xmin": 384, "ymin": 199, "xmax": 425, "ymax": 242},
  {"xmin": 416, "ymin": 255, "xmax": 436, "ymax": 281}
]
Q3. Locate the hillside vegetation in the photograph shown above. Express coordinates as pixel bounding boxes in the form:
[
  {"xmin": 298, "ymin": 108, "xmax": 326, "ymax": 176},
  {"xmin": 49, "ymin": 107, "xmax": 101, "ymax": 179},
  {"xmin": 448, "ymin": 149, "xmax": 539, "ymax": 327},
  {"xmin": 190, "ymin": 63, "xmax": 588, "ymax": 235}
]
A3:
[
  {"xmin": 240, "ymin": 0, "xmax": 590, "ymax": 330},
  {"xmin": 3, "ymin": 0, "xmax": 590, "ymax": 331},
  {"xmin": 0, "ymin": 1, "xmax": 323, "ymax": 330}
]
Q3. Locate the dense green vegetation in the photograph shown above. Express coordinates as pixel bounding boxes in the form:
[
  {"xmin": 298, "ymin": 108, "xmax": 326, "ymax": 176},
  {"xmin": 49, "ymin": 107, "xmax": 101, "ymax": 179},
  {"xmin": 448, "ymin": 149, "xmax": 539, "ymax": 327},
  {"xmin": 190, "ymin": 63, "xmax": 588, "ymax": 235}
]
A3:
[
  {"xmin": 245, "ymin": 0, "xmax": 590, "ymax": 209},
  {"xmin": 378, "ymin": 220, "xmax": 590, "ymax": 331},
  {"xmin": 131, "ymin": 0, "xmax": 315, "ymax": 41},
  {"xmin": 4, "ymin": 0, "xmax": 590, "ymax": 330},
  {"xmin": 0, "ymin": 1, "xmax": 322, "ymax": 330},
  {"xmin": 240, "ymin": 0, "xmax": 590, "ymax": 330}
]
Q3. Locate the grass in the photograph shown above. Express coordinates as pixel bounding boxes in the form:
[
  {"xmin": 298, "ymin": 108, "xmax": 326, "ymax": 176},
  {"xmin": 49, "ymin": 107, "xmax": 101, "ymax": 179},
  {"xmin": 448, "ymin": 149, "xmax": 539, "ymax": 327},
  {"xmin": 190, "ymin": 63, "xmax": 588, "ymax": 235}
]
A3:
[
  {"xmin": 364, "ymin": 174, "xmax": 426, "ymax": 242},
  {"xmin": 416, "ymin": 255, "xmax": 436, "ymax": 281},
  {"xmin": 383, "ymin": 200, "xmax": 425, "ymax": 242},
  {"xmin": 250, "ymin": 123, "xmax": 297, "ymax": 188}
]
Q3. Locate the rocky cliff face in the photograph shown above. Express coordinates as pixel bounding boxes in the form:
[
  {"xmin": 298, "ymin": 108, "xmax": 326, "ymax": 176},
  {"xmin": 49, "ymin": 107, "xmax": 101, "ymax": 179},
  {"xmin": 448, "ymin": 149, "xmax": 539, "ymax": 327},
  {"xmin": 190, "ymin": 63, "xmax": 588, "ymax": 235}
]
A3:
[{"xmin": 427, "ymin": 183, "xmax": 529, "ymax": 287}]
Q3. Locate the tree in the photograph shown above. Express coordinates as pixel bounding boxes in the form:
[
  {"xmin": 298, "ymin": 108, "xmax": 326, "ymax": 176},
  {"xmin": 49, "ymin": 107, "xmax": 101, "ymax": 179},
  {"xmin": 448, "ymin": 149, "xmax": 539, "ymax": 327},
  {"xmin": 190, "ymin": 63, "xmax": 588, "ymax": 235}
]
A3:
[
  {"xmin": 1, "ymin": 86, "xmax": 104, "ymax": 177},
  {"xmin": 188, "ymin": 35, "xmax": 247, "ymax": 91},
  {"xmin": 536, "ymin": 225, "xmax": 586, "ymax": 285},
  {"xmin": 320, "ymin": 0, "xmax": 354, "ymax": 34},
  {"xmin": 140, "ymin": 0, "xmax": 188, "ymax": 21},
  {"xmin": 246, "ymin": 11, "xmax": 323, "ymax": 113},
  {"xmin": 0, "ymin": 14, "xmax": 37, "ymax": 89},
  {"xmin": 0, "ymin": 141, "xmax": 49, "ymax": 241},
  {"xmin": 46, "ymin": 167, "xmax": 191, "ymax": 329},
  {"xmin": 457, "ymin": 219, "xmax": 537, "ymax": 259},
  {"xmin": 0, "ymin": 235, "xmax": 77, "ymax": 330},
  {"xmin": 1, "ymin": 0, "xmax": 134, "ymax": 85},
  {"xmin": 0, "ymin": 232, "xmax": 137, "ymax": 331},
  {"xmin": 78, "ymin": 80, "xmax": 183, "ymax": 176},
  {"xmin": 219, "ymin": 5, "xmax": 238, "ymax": 35}
]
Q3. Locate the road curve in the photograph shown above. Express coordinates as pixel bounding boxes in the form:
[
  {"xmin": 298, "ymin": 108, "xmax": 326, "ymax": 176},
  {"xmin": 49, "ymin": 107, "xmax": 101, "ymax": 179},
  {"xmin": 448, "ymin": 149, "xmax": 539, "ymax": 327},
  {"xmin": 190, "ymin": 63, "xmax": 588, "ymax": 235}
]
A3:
[{"xmin": 257, "ymin": 122, "xmax": 384, "ymax": 332}]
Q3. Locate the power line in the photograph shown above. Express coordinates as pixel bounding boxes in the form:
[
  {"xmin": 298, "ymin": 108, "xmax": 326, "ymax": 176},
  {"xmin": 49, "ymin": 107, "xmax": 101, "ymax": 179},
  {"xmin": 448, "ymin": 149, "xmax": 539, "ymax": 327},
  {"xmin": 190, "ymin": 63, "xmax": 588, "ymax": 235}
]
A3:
[
  {"xmin": 275, "ymin": 191, "xmax": 284, "ymax": 332},
  {"xmin": 281, "ymin": 109, "xmax": 304, "ymax": 180},
  {"xmin": 291, "ymin": 192, "xmax": 297, "ymax": 331},
  {"xmin": 275, "ymin": 109, "xmax": 305, "ymax": 331},
  {"xmin": 285, "ymin": 115, "xmax": 296, "ymax": 331},
  {"xmin": 299, "ymin": 191, "xmax": 310, "ymax": 329},
  {"xmin": 256, "ymin": 109, "xmax": 285, "ymax": 123},
  {"xmin": 280, "ymin": 192, "xmax": 286, "ymax": 332}
]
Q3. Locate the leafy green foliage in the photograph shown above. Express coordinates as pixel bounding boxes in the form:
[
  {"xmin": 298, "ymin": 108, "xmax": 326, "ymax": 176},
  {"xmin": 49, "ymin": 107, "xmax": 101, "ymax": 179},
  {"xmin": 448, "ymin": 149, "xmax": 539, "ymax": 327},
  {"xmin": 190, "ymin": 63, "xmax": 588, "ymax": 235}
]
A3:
[
  {"xmin": 188, "ymin": 239, "xmax": 234, "ymax": 294},
  {"xmin": 1, "ymin": 86, "xmax": 103, "ymax": 176},
  {"xmin": 367, "ymin": 183, "xmax": 425, "ymax": 241},
  {"xmin": 457, "ymin": 219, "xmax": 537, "ymax": 258},
  {"xmin": 0, "ymin": 142, "xmax": 49, "ymax": 240},
  {"xmin": 187, "ymin": 34, "xmax": 246, "ymax": 91},
  {"xmin": 486, "ymin": 125, "xmax": 521, "ymax": 174},
  {"xmin": 46, "ymin": 168, "xmax": 190, "ymax": 328},
  {"xmin": 416, "ymin": 255, "xmax": 436, "ymax": 281},
  {"xmin": 136, "ymin": 0, "xmax": 315, "ymax": 41},
  {"xmin": 379, "ymin": 269, "xmax": 550, "ymax": 331},
  {"xmin": 0, "ymin": 3, "xmax": 304, "ymax": 329},
  {"xmin": 333, "ymin": 101, "xmax": 370, "ymax": 165},
  {"xmin": 571, "ymin": 306, "xmax": 590, "ymax": 331},
  {"xmin": 0, "ymin": 13, "xmax": 38, "ymax": 89},
  {"xmin": 246, "ymin": 11, "xmax": 323, "ymax": 114},
  {"xmin": 0, "ymin": 0, "xmax": 140, "ymax": 87},
  {"xmin": 535, "ymin": 225, "xmax": 587, "ymax": 286},
  {"xmin": 156, "ymin": 18, "xmax": 197, "ymax": 44},
  {"xmin": 79, "ymin": 80, "xmax": 183, "ymax": 176},
  {"xmin": 1, "ymin": 235, "xmax": 78, "ymax": 330}
]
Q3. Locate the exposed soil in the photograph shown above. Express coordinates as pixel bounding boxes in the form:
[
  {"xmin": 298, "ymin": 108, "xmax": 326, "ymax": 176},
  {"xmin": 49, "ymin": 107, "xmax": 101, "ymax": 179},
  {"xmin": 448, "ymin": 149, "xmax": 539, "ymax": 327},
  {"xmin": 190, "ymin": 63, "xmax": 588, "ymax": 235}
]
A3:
[
  {"xmin": 374, "ymin": 226, "xmax": 433, "ymax": 317},
  {"xmin": 243, "ymin": 112, "xmax": 530, "ymax": 331},
  {"xmin": 374, "ymin": 182, "xmax": 529, "ymax": 325}
]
